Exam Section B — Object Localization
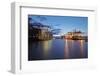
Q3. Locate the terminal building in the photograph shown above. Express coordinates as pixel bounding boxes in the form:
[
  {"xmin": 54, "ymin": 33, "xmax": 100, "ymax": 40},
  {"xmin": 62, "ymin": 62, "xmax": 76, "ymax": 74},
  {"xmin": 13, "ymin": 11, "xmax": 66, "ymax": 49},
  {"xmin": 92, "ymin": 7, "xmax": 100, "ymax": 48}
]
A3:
[{"xmin": 64, "ymin": 30, "xmax": 87, "ymax": 40}]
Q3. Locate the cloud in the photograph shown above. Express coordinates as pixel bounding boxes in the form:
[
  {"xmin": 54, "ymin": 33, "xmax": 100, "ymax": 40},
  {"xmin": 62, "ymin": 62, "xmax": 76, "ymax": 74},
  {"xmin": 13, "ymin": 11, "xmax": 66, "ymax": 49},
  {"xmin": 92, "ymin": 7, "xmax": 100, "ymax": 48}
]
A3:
[
  {"xmin": 54, "ymin": 24, "xmax": 61, "ymax": 26},
  {"xmin": 51, "ymin": 29, "xmax": 62, "ymax": 35},
  {"xmin": 36, "ymin": 16, "xmax": 47, "ymax": 21}
]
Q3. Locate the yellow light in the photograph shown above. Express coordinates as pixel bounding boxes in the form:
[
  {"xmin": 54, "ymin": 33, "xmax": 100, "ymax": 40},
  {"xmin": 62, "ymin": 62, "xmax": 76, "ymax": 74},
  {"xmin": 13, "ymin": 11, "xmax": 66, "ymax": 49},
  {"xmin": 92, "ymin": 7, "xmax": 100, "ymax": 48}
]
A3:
[{"xmin": 43, "ymin": 40, "xmax": 52, "ymax": 58}]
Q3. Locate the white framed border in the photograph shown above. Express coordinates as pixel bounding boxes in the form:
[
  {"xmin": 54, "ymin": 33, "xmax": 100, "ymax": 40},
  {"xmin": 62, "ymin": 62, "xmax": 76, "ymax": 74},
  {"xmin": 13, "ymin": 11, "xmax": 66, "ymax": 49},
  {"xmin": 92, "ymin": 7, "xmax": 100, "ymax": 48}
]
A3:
[{"xmin": 11, "ymin": 2, "xmax": 97, "ymax": 74}]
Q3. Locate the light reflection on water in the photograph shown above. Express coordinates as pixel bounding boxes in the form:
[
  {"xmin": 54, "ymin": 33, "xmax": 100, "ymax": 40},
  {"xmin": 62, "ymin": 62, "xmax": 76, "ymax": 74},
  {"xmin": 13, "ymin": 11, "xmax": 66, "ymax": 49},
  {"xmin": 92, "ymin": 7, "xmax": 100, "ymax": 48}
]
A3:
[
  {"xmin": 28, "ymin": 39, "xmax": 88, "ymax": 60},
  {"xmin": 43, "ymin": 40, "xmax": 52, "ymax": 58}
]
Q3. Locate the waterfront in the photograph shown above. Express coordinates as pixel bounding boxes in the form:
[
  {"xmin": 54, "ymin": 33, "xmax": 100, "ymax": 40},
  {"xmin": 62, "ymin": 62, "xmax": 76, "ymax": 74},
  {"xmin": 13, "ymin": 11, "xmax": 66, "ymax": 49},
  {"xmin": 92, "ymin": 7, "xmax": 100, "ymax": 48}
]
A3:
[
  {"xmin": 28, "ymin": 39, "xmax": 88, "ymax": 60},
  {"xmin": 28, "ymin": 15, "xmax": 88, "ymax": 60}
]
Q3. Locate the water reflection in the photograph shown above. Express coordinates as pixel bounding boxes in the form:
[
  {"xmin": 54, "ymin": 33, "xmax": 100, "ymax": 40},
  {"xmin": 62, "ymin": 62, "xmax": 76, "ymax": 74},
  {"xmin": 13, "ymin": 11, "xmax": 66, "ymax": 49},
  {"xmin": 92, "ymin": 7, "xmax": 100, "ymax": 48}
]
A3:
[
  {"xmin": 64, "ymin": 40, "xmax": 69, "ymax": 58},
  {"xmin": 28, "ymin": 39, "xmax": 88, "ymax": 60},
  {"xmin": 43, "ymin": 40, "xmax": 52, "ymax": 58},
  {"xmin": 79, "ymin": 40, "xmax": 84, "ymax": 57}
]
